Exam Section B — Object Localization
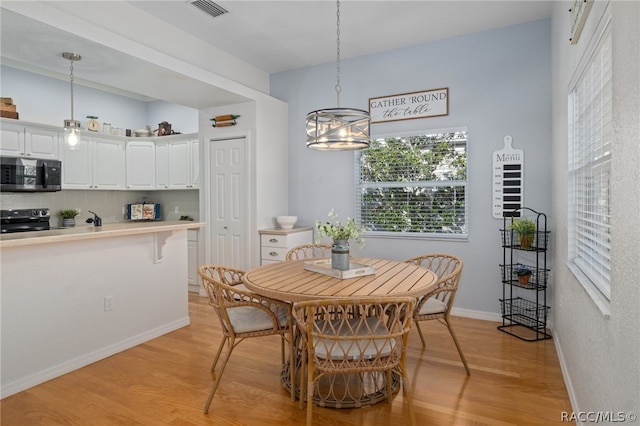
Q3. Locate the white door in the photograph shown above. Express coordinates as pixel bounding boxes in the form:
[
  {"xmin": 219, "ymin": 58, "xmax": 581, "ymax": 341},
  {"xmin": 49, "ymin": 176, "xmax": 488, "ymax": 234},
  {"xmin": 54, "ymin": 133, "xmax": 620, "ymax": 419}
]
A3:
[{"xmin": 208, "ymin": 137, "xmax": 247, "ymax": 269}]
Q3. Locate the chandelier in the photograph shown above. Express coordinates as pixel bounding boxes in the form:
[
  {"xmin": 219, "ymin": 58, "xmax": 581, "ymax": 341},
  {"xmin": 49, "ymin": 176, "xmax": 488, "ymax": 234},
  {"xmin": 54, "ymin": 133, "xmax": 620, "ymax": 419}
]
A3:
[{"xmin": 306, "ymin": 1, "xmax": 370, "ymax": 151}]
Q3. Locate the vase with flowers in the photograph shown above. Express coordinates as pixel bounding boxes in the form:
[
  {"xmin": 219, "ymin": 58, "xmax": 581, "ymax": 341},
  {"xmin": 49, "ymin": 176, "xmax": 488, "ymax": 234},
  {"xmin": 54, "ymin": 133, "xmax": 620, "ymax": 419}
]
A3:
[{"xmin": 315, "ymin": 209, "xmax": 367, "ymax": 270}]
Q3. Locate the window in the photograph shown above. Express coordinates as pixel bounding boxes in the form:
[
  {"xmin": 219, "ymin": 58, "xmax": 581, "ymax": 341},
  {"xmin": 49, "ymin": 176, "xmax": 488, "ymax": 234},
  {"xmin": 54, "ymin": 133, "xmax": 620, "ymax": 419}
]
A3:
[
  {"xmin": 356, "ymin": 129, "xmax": 468, "ymax": 239},
  {"xmin": 568, "ymin": 19, "xmax": 612, "ymax": 300}
]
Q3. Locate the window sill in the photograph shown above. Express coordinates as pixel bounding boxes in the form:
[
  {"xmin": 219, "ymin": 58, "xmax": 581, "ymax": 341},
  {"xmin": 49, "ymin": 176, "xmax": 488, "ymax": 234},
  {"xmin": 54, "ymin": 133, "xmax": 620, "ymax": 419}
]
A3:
[
  {"xmin": 364, "ymin": 231, "xmax": 468, "ymax": 242},
  {"xmin": 566, "ymin": 261, "xmax": 611, "ymax": 319}
]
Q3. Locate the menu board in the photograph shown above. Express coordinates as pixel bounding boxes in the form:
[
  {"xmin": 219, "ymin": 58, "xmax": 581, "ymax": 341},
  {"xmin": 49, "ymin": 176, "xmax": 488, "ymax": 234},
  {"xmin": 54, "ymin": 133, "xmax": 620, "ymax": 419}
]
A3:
[{"xmin": 492, "ymin": 135, "xmax": 524, "ymax": 218}]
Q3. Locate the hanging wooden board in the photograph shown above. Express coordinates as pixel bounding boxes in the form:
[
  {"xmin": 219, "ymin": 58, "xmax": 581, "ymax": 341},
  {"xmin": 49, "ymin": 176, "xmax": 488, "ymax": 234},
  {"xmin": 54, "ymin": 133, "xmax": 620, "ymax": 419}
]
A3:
[{"xmin": 492, "ymin": 135, "xmax": 524, "ymax": 218}]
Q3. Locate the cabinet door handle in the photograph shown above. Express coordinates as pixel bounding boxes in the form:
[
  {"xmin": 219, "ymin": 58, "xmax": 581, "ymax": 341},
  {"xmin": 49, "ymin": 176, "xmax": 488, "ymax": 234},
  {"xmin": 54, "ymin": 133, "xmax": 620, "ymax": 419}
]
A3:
[
  {"xmin": 269, "ymin": 238, "xmax": 279, "ymax": 243},
  {"xmin": 269, "ymin": 251, "xmax": 278, "ymax": 257}
]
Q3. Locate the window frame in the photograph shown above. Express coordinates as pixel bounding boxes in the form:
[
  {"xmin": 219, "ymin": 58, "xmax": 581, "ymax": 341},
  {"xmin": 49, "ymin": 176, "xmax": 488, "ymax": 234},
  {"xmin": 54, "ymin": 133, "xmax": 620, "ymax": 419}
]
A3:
[
  {"xmin": 567, "ymin": 12, "xmax": 612, "ymax": 304},
  {"xmin": 355, "ymin": 127, "xmax": 469, "ymax": 241}
]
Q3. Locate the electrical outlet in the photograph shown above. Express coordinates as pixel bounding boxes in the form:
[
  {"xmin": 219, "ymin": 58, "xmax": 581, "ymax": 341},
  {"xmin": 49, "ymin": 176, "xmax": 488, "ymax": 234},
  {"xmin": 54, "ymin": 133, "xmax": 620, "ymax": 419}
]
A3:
[
  {"xmin": 104, "ymin": 296, "xmax": 114, "ymax": 311},
  {"xmin": 174, "ymin": 206, "xmax": 179, "ymax": 214}
]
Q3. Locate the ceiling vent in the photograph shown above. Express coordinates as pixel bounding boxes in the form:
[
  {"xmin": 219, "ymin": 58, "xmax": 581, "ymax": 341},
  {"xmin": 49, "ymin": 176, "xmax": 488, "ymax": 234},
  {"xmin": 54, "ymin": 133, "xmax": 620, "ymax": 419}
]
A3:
[{"xmin": 190, "ymin": 0, "xmax": 228, "ymax": 18}]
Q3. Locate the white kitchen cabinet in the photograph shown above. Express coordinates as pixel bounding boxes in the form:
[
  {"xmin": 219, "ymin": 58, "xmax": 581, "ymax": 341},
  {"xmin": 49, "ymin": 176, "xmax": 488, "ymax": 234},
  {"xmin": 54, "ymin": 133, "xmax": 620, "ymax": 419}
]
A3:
[
  {"xmin": 168, "ymin": 138, "xmax": 199, "ymax": 189},
  {"xmin": 259, "ymin": 227, "xmax": 314, "ymax": 264},
  {"xmin": 187, "ymin": 229, "xmax": 200, "ymax": 293},
  {"xmin": 156, "ymin": 136, "xmax": 199, "ymax": 190},
  {"xmin": 62, "ymin": 135, "xmax": 125, "ymax": 190},
  {"xmin": 155, "ymin": 140, "xmax": 169, "ymax": 189},
  {"xmin": 126, "ymin": 140, "xmax": 156, "ymax": 190},
  {"xmin": 0, "ymin": 119, "xmax": 59, "ymax": 159}
]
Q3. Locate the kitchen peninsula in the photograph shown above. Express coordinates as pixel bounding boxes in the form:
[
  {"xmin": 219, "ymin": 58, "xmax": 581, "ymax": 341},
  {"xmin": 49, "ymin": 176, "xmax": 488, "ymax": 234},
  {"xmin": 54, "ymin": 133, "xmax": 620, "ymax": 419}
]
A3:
[{"xmin": 0, "ymin": 221, "xmax": 204, "ymax": 397}]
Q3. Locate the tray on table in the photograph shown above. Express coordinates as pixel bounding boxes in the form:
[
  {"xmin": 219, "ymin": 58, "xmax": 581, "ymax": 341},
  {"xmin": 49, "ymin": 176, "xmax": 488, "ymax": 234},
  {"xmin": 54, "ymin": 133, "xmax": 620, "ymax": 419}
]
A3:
[{"xmin": 304, "ymin": 259, "xmax": 375, "ymax": 279}]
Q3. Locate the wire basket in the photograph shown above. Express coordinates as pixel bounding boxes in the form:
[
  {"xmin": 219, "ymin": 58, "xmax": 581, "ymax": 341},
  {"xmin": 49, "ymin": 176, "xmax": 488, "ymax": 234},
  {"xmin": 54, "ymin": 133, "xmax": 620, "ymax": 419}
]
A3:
[{"xmin": 500, "ymin": 297, "xmax": 549, "ymax": 329}]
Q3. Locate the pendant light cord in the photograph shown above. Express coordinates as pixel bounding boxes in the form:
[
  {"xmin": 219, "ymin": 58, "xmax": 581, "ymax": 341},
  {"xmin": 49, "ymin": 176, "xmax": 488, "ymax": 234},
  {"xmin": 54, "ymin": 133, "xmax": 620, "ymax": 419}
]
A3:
[
  {"xmin": 69, "ymin": 59, "xmax": 75, "ymax": 121},
  {"xmin": 335, "ymin": 0, "xmax": 341, "ymax": 108}
]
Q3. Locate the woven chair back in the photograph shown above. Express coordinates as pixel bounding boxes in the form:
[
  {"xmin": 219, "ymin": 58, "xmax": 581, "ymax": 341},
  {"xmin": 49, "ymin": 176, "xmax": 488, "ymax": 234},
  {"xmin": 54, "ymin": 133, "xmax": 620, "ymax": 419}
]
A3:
[
  {"xmin": 285, "ymin": 243, "xmax": 332, "ymax": 261},
  {"xmin": 293, "ymin": 297, "xmax": 415, "ymax": 374},
  {"xmin": 404, "ymin": 253, "xmax": 463, "ymax": 309}
]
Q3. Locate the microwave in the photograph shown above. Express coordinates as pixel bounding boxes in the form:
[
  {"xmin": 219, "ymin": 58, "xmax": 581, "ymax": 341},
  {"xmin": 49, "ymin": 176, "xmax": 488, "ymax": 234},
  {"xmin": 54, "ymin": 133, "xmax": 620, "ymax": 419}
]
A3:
[{"xmin": 0, "ymin": 157, "xmax": 62, "ymax": 192}]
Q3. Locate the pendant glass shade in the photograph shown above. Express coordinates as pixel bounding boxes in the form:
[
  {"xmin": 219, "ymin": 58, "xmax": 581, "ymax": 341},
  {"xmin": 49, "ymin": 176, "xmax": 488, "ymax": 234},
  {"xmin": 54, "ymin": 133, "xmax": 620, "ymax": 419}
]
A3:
[
  {"xmin": 306, "ymin": 108, "xmax": 370, "ymax": 150},
  {"xmin": 64, "ymin": 119, "xmax": 81, "ymax": 149}
]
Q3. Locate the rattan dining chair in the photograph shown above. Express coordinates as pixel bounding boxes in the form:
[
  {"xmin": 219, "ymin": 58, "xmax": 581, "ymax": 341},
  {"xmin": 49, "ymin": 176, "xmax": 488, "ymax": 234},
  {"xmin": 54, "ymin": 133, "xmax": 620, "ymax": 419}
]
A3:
[
  {"xmin": 403, "ymin": 253, "xmax": 470, "ymax": 375},
  {"xmin": 197, "ymin": 265, "xmax": 295, "ymax": 413},
  {"xmin": 285, "ymin": 243, "xmax": 332, "ymax": 261},
  {"xmin": 293, "ymin": 297, "xmax": 417, "ymax": 426}
]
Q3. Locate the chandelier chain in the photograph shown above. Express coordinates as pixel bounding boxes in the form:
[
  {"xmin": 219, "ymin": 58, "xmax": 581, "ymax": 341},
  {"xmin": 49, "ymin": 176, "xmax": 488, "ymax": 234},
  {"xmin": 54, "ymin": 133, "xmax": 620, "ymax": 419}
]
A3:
[{"xmin": 335, "ymin": 0, "xmax": 341, "ymax": 107}]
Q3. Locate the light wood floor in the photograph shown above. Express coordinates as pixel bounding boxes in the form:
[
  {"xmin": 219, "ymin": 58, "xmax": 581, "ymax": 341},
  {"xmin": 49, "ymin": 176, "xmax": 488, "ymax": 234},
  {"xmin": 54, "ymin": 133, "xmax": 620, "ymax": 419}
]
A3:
[{"xmin": 1, "ymin": 294, "xmax": 572, "ymax": 425}]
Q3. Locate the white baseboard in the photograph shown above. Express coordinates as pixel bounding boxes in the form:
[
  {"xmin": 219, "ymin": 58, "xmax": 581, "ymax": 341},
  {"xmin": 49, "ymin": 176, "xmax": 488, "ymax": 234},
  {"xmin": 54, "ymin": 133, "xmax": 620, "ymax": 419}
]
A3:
[
  {"xmin": 552, "ymin": 331, "xmax": 579, "ymax": 422},
  {"xmin": 1, "ymin": 316, "xmax": 191, "ymax": 399},
  {"xmin": 451, "ymin": 307, "xmax": 503, "ymax": 323}
]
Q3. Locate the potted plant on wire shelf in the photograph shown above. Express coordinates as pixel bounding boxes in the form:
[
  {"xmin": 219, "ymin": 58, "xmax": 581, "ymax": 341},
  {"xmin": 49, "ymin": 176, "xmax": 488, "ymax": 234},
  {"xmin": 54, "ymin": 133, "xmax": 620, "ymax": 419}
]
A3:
[
  {"xmin": 315, "ymin": 209, "xmax": 367, "ymax": 271},
  {"xmin": 514, "ymin": 265, "xmax": 533, "ymax": 286},
  {"xmin": 509, "ymin": 217, "xmax": 537, "ymax": 249}
]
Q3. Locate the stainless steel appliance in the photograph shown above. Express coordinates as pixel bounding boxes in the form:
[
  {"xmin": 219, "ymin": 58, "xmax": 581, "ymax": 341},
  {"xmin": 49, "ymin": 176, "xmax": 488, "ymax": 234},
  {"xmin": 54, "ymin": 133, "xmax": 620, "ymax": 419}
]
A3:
[
  {"xmin": 0, "ymin": 157, "xmax": 62, "ymax": 192},
  {"xmin": 0, "ymin": 208, "xmax": 51, "ymax": 233}
]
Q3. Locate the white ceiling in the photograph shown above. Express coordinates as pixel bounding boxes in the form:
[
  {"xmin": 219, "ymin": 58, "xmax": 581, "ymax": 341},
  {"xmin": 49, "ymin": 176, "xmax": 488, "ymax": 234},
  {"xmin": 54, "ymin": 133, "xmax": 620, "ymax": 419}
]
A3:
[{"xmin": 0, "ymin": 1, "xmax": 553, "ymax": 108}]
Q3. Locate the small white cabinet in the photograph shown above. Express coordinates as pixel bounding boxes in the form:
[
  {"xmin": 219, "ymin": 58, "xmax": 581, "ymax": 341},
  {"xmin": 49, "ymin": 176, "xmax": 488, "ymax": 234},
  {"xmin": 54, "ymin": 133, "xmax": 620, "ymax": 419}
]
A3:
[
  {"xmin": 126, "ymin": 140, "xmax": 156, "ymax": 189},
  {"xmin": 187, "ymin": 229, "xmax": 200, "ymax": 293},
  {"xmin": 0, "ymin": 120, "xmax": 59, "ymax": 159},
  {"xmin": 259, "ymin": 227, "xmax": 314, "ymax": 264},
  {"xmin": 62, "ymin": 135, "xmax": 125, "ymax": 190}
]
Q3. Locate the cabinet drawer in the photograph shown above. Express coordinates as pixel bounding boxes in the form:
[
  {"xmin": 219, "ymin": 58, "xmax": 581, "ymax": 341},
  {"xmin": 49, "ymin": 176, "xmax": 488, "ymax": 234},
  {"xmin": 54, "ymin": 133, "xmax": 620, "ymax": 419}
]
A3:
[
  {"xmin": 261, "ymin": 246, "xmax": 289, "ymax": 261},
  {"xmin": 260, "ymin": 230, "xmax": 312, "ymax": 248}
]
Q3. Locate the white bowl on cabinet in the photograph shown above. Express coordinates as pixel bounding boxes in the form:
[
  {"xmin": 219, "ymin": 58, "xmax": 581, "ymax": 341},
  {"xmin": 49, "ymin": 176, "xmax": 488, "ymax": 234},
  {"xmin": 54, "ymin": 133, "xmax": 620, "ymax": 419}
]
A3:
[{"xmin": 276, "ymin": 216, "xmax": 297, "ymax": 229}]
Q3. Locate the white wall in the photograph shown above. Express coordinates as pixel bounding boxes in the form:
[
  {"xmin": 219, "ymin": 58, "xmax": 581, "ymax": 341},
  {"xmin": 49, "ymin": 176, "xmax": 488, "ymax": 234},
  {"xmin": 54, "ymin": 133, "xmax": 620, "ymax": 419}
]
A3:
[
  {"xmin": 550, "ymin": 0, "xmax": 640, "ymax": 416},
  {"xmin": 270, "ymin": 19, "xmax": 553, "ymax": 318}
]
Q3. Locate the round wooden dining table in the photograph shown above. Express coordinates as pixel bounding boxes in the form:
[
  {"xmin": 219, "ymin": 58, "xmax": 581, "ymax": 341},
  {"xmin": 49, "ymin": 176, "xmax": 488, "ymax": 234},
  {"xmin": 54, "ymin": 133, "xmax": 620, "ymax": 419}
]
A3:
[
  {"xmin": 243, "ymin": 257, "xmax": 439, "ymax": 302},
  {"xmin": 243, "ymin": 257, "xmax": 439, "ymax": 409}
]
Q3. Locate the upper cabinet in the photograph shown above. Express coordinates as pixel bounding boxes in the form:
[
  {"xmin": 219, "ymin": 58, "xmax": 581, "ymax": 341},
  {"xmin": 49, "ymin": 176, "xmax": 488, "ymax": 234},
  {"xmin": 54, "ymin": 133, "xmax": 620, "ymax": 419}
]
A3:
[
  {"xmin": 157, "ymin": 136, "xmax": 199, "ymax": 190},
  {"xmin": 62, "ymin": 135, "xmax": 125, "ymax": 190},
  {"xmin": 126, "ymin": 140, "xmax": 156, "ymax": 190},
  {"xmin": 0, "ymin": 120, "xmax": 59, "ymax": 159}
]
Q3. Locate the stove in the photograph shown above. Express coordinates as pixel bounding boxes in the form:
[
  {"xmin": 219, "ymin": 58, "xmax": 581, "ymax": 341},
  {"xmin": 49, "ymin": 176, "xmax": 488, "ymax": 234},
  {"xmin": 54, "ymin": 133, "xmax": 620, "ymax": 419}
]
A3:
[{"xmin": 0, "ymin": 208, "xmax": 51, "ymax": 233}]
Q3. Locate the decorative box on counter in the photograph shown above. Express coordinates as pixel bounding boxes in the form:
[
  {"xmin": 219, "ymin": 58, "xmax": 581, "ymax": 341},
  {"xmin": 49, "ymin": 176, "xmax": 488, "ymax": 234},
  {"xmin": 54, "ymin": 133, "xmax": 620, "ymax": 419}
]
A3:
[{"xmin": 126, "ymin": 203, "xmax": 161, "ymax": 221}]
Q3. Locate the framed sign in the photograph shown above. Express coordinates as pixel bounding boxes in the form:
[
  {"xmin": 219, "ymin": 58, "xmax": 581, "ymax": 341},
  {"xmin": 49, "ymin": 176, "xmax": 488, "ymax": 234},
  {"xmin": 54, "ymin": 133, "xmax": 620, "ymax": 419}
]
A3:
[
  {"xmin": 369, "ymin": 88, "xmax": 448, "ymax": 124},
  {"xmin": 492, "ymin": 135, "xmax": 524, "ymax": 218}
]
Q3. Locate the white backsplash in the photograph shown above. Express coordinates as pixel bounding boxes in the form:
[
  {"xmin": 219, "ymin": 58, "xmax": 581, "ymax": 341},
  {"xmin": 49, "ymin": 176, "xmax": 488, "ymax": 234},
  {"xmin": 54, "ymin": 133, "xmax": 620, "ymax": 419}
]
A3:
[{"xmin": 0, "ymin": 190, "xmax": 199, "ymax": 227}]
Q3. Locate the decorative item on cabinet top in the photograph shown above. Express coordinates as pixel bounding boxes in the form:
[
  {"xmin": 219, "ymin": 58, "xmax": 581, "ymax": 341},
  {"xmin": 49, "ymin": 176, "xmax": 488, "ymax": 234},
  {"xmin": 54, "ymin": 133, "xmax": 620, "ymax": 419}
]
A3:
[
  {"xmin": 1, "ymin": 97, "xmax": 19, "ymax": 119},
  {"xmin": 210, "ymin": 114, "xmax": 240, "ymax": 127}
]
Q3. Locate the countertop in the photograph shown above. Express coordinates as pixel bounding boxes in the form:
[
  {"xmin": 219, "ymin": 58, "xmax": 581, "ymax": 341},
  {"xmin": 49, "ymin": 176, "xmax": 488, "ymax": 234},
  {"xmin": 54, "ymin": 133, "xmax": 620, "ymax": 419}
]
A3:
[
  {"xmin": 0, "ymin": 221, "xmax": 206, "ymax": 248},
  {"xmin": 258, "ymin": 226, "xmax": 313, "ymax": 235}
]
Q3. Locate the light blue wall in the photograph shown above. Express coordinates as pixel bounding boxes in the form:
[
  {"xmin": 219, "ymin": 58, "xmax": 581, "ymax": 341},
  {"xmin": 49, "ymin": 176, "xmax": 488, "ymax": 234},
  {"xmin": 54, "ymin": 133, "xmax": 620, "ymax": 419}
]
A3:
[
  {"xmin": 271, "ymin": 19, "xmax": 552, "ymax": 316},
  {"xmin": 1, "ymin": 65, "xmax": 198, "ymax": 133}
]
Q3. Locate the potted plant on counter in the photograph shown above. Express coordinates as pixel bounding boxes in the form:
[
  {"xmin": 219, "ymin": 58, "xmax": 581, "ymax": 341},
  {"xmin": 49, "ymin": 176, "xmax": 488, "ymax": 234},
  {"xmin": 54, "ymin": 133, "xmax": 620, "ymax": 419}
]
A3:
[
  {"xmin": 315, "ymin": 209, "xmax": 367, "ymax": 271},
  {"xmin": 509, "ymin": 217, "xmax": 536, "ymax": 249},
  {"xmin": 59, "ymin": 209, "xmax": 80, "ymax": 227}
]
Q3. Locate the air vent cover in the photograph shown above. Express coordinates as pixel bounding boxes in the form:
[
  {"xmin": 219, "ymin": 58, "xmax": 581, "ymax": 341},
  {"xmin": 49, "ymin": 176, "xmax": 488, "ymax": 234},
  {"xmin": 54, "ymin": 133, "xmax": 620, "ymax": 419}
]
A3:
[{"xmin": 191, "ymin": 0, "xmax": 228, "ymax": 18}]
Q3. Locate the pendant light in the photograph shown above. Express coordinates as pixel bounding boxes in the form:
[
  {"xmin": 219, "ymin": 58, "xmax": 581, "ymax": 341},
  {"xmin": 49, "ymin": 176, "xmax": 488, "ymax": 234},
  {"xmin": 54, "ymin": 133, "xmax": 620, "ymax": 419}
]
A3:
[
  {"xmin": 306, "ymin": 1, "xmax": 370, "ymax": 151},
  {"xmin": 62, "ymin": 52, "xmax": 82, "ymax": 149}
]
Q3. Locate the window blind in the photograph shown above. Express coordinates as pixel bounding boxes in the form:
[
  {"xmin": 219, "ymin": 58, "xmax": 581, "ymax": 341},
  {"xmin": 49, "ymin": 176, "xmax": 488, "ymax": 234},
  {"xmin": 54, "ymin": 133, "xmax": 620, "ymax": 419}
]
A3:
[
  {"xmin": 568, "ymin": 24, "xmax": 613, "ymax": 299},
  {"xmin": 356, "ymin": 130, "xmax": 468, "ymax": 237}
]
